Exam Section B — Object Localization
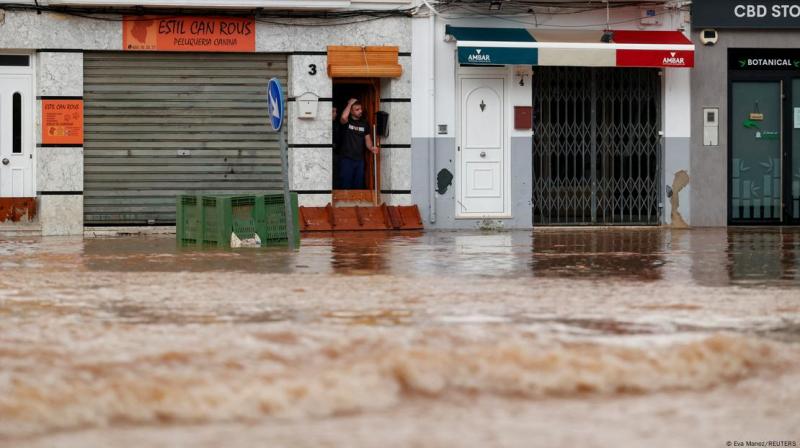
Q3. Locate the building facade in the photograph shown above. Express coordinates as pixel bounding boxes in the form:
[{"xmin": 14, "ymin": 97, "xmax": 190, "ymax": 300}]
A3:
[
  {"xmin": 0, "ymin": 0, "xmax": 413, "ymax": 235},
  {"xmin": 8, "ymin": 1, "xmax": 797, "ymax": 234},
  {"xmin": 411, "ymin": 1, "xmax": 694, "ymax": 229},
  {"xmin": 691, "ymin": 0, "xmax": 800, "ymax": 226}
]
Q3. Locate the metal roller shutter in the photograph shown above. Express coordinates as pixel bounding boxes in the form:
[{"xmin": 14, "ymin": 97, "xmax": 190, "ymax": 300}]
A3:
[{"xmin": 83, "ymin": 52, "xmax": 288, "ymax": 225}]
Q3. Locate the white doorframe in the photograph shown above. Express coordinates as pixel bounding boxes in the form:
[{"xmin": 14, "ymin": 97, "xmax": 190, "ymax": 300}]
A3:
[
  {"xmin": 0, "ymin": 53, "xmax": 37, "ymax": 197},
  {"xmin": 455, "ymin": 66, "xmax": 511, "ymax": 218}
]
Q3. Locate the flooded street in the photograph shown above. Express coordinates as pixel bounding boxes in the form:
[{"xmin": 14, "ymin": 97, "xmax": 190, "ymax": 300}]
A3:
[{"xmin": 1, "ymin": 227, "xmax": 799, "ymax": 447}]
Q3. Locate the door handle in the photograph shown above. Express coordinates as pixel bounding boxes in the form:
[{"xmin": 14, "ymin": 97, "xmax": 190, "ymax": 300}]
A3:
[
  {"xmin": 480, "ymin": 151, "xmax": 486, "ymax": 158},
  {"xmin": 1, "ymin": 158, "xmax": 8, "ymax": 166}
]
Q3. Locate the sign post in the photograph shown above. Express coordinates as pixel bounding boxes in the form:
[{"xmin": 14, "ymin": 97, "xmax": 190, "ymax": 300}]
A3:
[{"xmin": 267, "ymin": 78, "xmax": 296, "ymax": 249}]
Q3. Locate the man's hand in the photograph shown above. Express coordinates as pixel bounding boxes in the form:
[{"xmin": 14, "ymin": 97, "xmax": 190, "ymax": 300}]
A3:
[
  {"xmin": 369, "ymin": 146, "xmax": 380, "ymax": 155},
  {"xmin": 347, "ymin": 98, "xmax": 358, "ymax": 106}
]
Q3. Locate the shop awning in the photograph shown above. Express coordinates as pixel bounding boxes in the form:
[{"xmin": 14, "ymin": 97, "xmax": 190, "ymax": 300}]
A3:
[
  {"xmin": 446, "ymin": 26, "xmax": 694, "ymax": 68},
  {"xmin": 327, "ymin": 46, "xmax": 403, "ymax": 78}
]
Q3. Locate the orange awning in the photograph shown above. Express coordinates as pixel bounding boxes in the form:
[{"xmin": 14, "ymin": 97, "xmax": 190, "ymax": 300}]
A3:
[{"xmin": 327, "ymin": 46, "xmax": 403, "ymax": 78}]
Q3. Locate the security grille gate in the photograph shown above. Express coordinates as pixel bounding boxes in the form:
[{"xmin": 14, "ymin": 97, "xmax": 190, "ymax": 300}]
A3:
[
  {"xmin": 83, "ymin": 52, "xmax": 287, "ymax": 225},
  {"xmin": 532, "ymin": 67, "xmax": 662, "ymax": 225}
]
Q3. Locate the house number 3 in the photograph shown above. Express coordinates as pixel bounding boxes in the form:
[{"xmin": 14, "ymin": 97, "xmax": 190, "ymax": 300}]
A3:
[{"xmin": 308, "ymin": 64, "xmax": 317, "ymax": 75}]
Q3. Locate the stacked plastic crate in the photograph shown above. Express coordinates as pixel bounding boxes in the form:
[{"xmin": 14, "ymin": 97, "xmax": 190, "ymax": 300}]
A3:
[{"xmin": 176, "ymin": 193, "xmax": 299, "ymax": 247}]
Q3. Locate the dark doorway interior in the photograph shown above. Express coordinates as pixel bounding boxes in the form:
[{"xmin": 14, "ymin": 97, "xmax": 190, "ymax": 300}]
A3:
[{"xmin": 332, "ymin": 80, "xmax": 380, "ymax": 198}]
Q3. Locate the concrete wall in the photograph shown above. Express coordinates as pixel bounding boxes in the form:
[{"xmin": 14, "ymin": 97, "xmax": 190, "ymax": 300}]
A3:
[
  {"xmin": 664, "ymin": 67, "xmax": 693, "ymax": 226},
  {"xmin": 689, "ymin": 29, "xmax": 800, "ymax": 227},
  {"xmin": 36, "ymin": 51, "xmax": 84, "ymax": 236},
  {"xmin": 0, "ymin": 10, "xmax": 410, "ymax": 233},
  {"xmin": 411, "ymin": 7, "xmax": 690, "ymax": 229}
]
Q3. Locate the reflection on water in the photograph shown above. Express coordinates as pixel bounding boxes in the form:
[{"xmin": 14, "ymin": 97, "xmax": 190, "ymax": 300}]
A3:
[
  {"xmin": 1, "ymin": 227, "xmax": 799, "ymax": 286},
  {"xmin": 727, "ymin": 228, "xmax": 800, "ymax": 283},
  {"xmin": 328, "ymin": 231, "xmax": 397, "ymax": 274},
  {"xmin": 530, "ymin": 229, "xmax": 666, "ymax": 281}
]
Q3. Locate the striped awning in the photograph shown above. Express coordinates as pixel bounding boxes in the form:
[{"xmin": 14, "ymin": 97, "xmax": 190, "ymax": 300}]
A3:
[{"xmin": 446, "ymin": 26, "xmax": 694, "ymax": 68}]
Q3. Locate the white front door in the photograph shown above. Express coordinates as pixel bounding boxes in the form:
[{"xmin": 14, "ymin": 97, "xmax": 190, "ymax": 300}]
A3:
[
  {"xmin": 0, "ymin": 73, "xmax": 34, "ymax": 197},
  {"xmin": 459, "ymin": 77, "xmax": 505, "ymax": 215}
]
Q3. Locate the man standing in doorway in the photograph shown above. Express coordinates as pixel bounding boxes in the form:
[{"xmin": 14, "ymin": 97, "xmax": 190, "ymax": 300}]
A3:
[{"xmin": 338, "ymin": 98, "xmax": 378, "ymax": 189}]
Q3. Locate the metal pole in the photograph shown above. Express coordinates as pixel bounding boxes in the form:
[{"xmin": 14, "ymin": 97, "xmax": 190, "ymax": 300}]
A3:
[
  {"xmin": 280, "ymin": 120, "xmax": 296, "ymax": 249},
  {"xmin": 374, "ymin": 128, "xmax": 379, "ymax": 206}
]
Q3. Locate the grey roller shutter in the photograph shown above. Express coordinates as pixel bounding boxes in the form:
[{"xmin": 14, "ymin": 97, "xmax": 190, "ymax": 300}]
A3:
[{"xmin": 83, "ymin": 52, "xmax": 287, "ymax": 225}]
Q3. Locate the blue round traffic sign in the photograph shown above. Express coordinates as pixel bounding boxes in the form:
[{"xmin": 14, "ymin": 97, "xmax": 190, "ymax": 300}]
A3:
[{"xmin": 267, "ymin": 78, "xmax": 284, "ymax": 131}]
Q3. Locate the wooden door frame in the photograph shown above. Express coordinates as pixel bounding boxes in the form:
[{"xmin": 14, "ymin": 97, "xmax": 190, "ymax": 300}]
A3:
[{"xmin": 332, "ymin": 77, "xmax": 381, "ymax": 204}]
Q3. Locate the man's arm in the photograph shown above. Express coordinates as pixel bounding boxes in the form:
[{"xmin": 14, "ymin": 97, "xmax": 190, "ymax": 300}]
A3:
[
  {"xmin": 365, "ymin": 134, "xmax": 379, "ymax": 154},
  {"xmin": 340, "ymin": 98, "xmax": 357, "ymax": 125}
]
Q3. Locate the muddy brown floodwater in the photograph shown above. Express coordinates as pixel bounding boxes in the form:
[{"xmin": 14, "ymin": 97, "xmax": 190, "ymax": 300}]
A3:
[{"xmin": 1, "ymin": 227, "xmax": 799, "ymax": 448}]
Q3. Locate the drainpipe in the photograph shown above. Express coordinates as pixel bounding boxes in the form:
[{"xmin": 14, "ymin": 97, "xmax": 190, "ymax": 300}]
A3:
[{"xmin": 422, "ymin": 0, "xmax": 438, "ymax": 223}]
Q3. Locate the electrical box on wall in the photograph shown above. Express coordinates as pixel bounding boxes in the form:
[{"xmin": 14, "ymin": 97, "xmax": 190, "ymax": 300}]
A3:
[
  {"xmin": 514, "ymin": 106, "xmax": 533, "ymax": 130},
  {"xmin": 703, "ymin": 107, "xmax": 719, "ymax": 146},
  {"xmin": 296, "ymin": 92, "xmax": 318, "ymax": 119}
]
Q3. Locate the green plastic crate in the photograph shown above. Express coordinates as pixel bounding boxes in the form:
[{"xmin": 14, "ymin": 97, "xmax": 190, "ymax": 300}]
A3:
[
  {"xmin": 230, "ymin": 195, "xmax": 260, "ymax": 243},
  {"xmin": 202, "ymin": 195, "xmax": 255, "ymax": 247},
  {"xmin": 176, "ymin": 193, "xmax": 299, "ymax": 248},
  {"xmin": 260, "ymin": 192, "xmax": 300, "ymax": 246},
  {"xmin": 176, "ymin": 195, "xmax": 202, "ymax": 246}
]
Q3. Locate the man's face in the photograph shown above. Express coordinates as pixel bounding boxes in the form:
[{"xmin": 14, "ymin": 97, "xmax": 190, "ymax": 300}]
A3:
[{"xmin": 351, "ymin": 104, "xmax": 363, "ymax": 119}]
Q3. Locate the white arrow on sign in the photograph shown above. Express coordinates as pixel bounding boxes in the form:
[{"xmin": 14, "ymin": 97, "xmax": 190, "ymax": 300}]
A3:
[{"xmin": 270, "ymin": 93, "xmax": 280, "ymax": 119}]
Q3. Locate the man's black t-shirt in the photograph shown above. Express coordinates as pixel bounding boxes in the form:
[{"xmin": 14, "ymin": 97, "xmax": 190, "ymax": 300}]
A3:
[{"xmin": 339, "ymin": 118, "xmax": 372, "ymax": 161}]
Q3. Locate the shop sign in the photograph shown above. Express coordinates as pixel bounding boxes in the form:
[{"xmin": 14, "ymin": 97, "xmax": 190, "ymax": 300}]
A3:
[
  {"xmin": 123, "ymin": 16, "xmax": 255, "ymax": 52},
  {"xmin": 617, "ymin": 50, "xmax": 694, "ymax": 68},
  {"xmin": 729, "ymin": 48, "xmax": 800, "ymax": 70},
  {"xmin": 41, "ymin": 100, "xmax": 83, "ymax": 145},
  {"xmin": 743, "ymin": 117, "xmax": 779, "ymax": 140},
  {"xmin": 457, "ymin": 47, "xmax": 538, "ymax": 65},
  {"xmin": 693, "ymin": 0, "xmax": 800, "ymax": 29}
]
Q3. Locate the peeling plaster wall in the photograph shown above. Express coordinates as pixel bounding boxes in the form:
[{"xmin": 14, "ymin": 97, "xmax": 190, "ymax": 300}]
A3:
[
  {"xmin": 663, "ymin": 67, "xmax": 692, "ymax": 227},
  {"xmin": 412, "ymin": 137, "xmax": 532, "ymax": 230}
]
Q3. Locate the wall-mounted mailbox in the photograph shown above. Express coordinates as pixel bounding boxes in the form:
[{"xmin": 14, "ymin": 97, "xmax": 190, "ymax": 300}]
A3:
[
  {"xmin": 703, "ymin": 107, "xmax": 719, "ymax": 146},
  {"xmin": 376, "ymin": 111, "xmax": 390, "ymax": 138},
  {"xmin": 297, "ymin": 92, "xmax": 319, "ymax": 119},
  {"xmin": 514, "ymin": 106, "xmax": 533, "ymax": 130}
]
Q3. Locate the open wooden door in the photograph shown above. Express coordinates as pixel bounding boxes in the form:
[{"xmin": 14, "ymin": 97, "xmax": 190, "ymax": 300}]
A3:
[{"xmin": 332, "ymin": 78, "xmax": 381, "ymax": 205}]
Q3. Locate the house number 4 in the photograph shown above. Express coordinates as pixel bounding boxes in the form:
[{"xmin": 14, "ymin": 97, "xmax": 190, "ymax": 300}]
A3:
[{"xmin": 308, "ymin": 64, "xmax": 317, "ymax": 75}]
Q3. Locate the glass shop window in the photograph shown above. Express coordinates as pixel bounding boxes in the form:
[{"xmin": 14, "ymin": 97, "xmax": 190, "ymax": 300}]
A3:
[{"xmin": 13, "ymin": 92, "xmax": 22, "ymax": 154}]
